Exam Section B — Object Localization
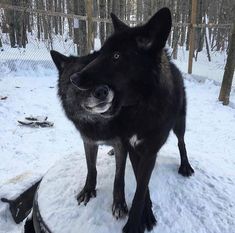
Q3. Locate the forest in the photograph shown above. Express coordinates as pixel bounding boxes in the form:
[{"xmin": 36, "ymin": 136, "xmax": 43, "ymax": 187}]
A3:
[{"xmin": 0, "ymin": 0, "xmax": 234, "ymax": 56}]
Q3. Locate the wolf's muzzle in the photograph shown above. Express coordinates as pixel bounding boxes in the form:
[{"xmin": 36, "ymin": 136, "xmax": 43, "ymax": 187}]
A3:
[{"xmin": 70, "ymin": 72, "xmax": 89, "ymax": 91}]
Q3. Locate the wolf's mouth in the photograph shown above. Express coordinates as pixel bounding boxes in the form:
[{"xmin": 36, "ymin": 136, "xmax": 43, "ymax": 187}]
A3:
[
  {"xmin": 84, "ymin": 101, "xmax": 113, "ymax": 114},
  {"xmin": 83, "ymin": 88, "xmax": 115, "ymax": 115}
]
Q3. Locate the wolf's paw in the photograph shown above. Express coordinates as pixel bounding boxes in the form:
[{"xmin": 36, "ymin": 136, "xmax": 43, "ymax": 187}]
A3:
[
  {"xmin": 76, "ymin": 188, "xmax": 96, "ymax": 205},
  {"xmin": 123, "ymin": 220, "xmax": 145, "ymax": 233},
  {"xmin": 143, "ymin": 205, "xmax": 157, "ymax": 231},
  {"xmin": 112, "ymin": 200, "xmax": 128, "ymax": 219},
  {"xmin": 178, "ymin": 163, "xmax": 194, "ymax": 177}
]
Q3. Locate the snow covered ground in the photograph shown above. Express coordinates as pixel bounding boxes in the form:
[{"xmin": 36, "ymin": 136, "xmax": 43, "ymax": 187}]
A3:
[
  {"xmin": 174, "ymin": 47, "xmax": 235, "ymax": 87},
  {"xmin": 0, "ymin": 54, "xmax": 235, "ymax": 233}
]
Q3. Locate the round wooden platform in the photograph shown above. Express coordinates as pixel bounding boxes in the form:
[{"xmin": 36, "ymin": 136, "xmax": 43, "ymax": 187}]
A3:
[{"xmin": 32, "ymin": 153, "xmax": 133, "ymax": 233}]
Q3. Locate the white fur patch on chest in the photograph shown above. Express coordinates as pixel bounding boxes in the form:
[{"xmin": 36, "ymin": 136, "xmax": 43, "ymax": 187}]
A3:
[
  {"xmin": 95, "ymin": 141, "xmax": 106, "ymax": 145},
  {"xmin": 129, "ymin": 134, "xmax": 143, "ymax": 147}
]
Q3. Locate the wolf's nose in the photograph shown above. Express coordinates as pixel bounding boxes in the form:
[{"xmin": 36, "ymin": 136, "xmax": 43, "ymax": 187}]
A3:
[{"xmin": 93, "ymin": 85, "xmax": 109, "ymax": 100}]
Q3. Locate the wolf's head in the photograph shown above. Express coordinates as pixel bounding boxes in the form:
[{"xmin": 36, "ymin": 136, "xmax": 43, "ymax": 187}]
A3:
[{"xmin": 51, "ymin": 8, "xmax": 172, "ymax": 120}]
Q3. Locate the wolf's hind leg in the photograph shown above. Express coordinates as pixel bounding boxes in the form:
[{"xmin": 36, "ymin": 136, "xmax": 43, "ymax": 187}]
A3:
[
  {"xmin": 173, "ymin": 115, "xmax": 194, "ymax": 177},
  {"xmin": 77, "ymin": 142, "xmax": 98, "ymax": 205}
]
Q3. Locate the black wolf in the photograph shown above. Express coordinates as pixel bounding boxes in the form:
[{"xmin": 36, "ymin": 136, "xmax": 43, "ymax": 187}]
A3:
[{"xmin": 51, "ymin": 7, "xmax": 194, "ymax": 233}]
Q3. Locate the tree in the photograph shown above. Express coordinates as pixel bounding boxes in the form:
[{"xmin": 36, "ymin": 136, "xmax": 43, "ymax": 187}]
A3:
[
  {"xmin": 67, "ymin": 0, "xmax": 73, "ymax": 37},
  {"xmin": 218, "ymin": 22, "xmax": 235, "ymax": 105},
  {"xmin": 78, "ymin": 0, "xmax": 87, "ymax": 55},
  {"xmin": 172, "ymin": 1, "xmax": 180, "ymax": 59},
  {"xmin": 0, "ymin": 37, "xmax": 3, "ymax": 50},
  {"xmin": 93, "ymin": 0, "xmax": 98, "ymax": 39},
  {"xmin": 72, "ymin": 0, "xmax": 88, "ymax": 55},
  {"xmin": 86, "ymin": 0, "xmax": 93, "ymax": 53},
  {"xmin": 5, "ymin": 1, "xmax": 16, "ymax": 47},
  {"xmin": 99, "ymin": 0, "xmax": 106, "ymax": 45}
]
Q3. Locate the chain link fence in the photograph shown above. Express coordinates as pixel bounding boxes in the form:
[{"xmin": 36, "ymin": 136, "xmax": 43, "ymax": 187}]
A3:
[{"xmin": 0, "ymin": 1, "xmax": 234, "ymax": 84}]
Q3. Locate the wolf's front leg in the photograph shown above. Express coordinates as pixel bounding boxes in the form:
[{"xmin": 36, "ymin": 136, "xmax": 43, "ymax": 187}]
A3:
[
  {"xmin": 128, "ymin": 148, "xmax": 157, "ymax": 231},
  {"xmin": 112, "ymin": 141, "xmax": 128, "ymax": 219},
  {"xmin": 77, "ymin": 141, "xmax": 98, "ymax": 205},
  {"xmin": 123, "ymin": 151, "xmax": 157, "ymax": 233}
]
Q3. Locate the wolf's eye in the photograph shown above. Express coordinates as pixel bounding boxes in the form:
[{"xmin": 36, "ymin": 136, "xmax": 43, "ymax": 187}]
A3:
[{"xmin": 113, "ymin": 52, "xmax": 120, "ymax": 60}]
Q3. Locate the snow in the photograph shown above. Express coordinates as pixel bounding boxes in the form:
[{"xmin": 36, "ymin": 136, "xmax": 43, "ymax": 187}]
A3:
[
  {"xmin": 173, "ymin": 48, "xmax": 235, "ymax": 87},
  {"xmin": 0, "ymin": 52, "xmax": 235, "ymax": 233},
  {"xmin": 37, "ymin": 146, "xmax": 235, "ymax": 233}
]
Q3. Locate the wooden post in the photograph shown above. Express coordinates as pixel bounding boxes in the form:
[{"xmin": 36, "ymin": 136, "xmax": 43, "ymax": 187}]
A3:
[
  {"xmin": 86, "ymin": 0, "xmax": 93, "ymax": 53},
  {"xmin": 188, "ymin": 0, "xmax": 197, "ymax": 74}
]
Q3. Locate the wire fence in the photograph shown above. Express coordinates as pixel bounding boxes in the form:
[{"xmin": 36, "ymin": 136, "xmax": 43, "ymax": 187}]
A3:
[{"xmin": 0, "ymin": 2, "xmax": 234, "ymax": 84}]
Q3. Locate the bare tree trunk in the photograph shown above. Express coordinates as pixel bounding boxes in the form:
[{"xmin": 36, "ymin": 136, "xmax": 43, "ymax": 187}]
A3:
[
  {"xmin": 54, "ymin": 0, "xmax": 59, "ymax": 35},
  {"xmin": 219, "ymin": 22, "xmax": 235, "ymax": 105},
  {"xmin": 172, "ymin": 1, "xmax": 180, "ymax": 59},
  {"xmin": 93, "ymin": 0, "xmax": 99, "ymax": 39},
  {"xmin": 14, "ymin": 0, "xmax": 23, "ymax": 48},
  {"xmin": 99, "ymin": 0, "xmax": 106, "ymax": 45},
  {"xmin": 26, "ymin": 0, "xmax": 32, "ymax": 33},
  {"xmin": 125, "ymin": 0, "xmax": 132, "ymax": 23},
  {"xmin": 21, "ymin": 10, "xmax": 27, "ymax": 48},
  {"xmin": 36, "ymin": 0, "xmax": 43, "ymax": 40},
  {"xmin": 37, "ymin": 13, "xmax": 41, "ymax": 40},
  {"xmin": 5, "ymin": 0, "xmax": 16, "ymax": 47},
  {"xmin": 204, "ymin": 12, "xmax": 211, "ymax": 62},
  {"xmin": 87, "ymin": 0, "xmax": 94, "ymax": 53},
  {"xmin": 58, "ymin": 0, "xmax": 63, "ymax": 35},
  {"xmin": 0, "ymin": 37, "xmax": 3, "ymax": 50},
  {"xmin": 73, "ymin": 0, "xmax": 80, "ymax": 54},
  {"xmin": 1, "ymin": 12, "xmax": 8, "ymax": 33},
  {"xmin": 179, "ymin": 0, "xmax": 188, "ymax": 47},
  {"xmin": 62, "ymin": 0, "xmax": 65, "ymax": 34},
  {"xmin": 186, "ymin": 0, "xmax": 192, "ymax": 51},
  {"xmin": 216, "ymin": 0, "xmax": 225, "ymax": 51},
  {"xmin": 205, "ymin": 31, "xmax": 211, "ymax": 62},
  {"xmin": 136, "ymin": 0, "xmax": 143, "ymax": 22},
  {"xmin": 41, "ymin": 0, "xmax": 49, "ymax": 40},
  {"xmin": 195, "ymin": 0, "xmax": 204, "ymax": 52},
  {"xmin": 195, "ymin": 16, "xmax": 206, "ymax": 61},
  {"xmin": 106, "ymin": 0, "xmax": 113, "ymax": 37},
  {"xmin": 119, "ymin": 0, "xmax": 125, "ymax": 20},
  {"xmin": 67, "ymin": 0, "xmax": 73, "ymax": 37},
  {"xmin": 112, "ymin": 0, "xmax": 119, "ymax": 16},
  {"xmin": 143, "ymin": 1, "xmax": 151, "ymax": 21},
  {"xmin": 78, "ymin": 0, "xmax": 87, "ymax": 55},
  {"xmin": 188, "ymin": 0, "xmax": 197, "ymax": 74},
  {"xmin": 47, "ymin": 0, "xmax": 53, "ymax": 49}
]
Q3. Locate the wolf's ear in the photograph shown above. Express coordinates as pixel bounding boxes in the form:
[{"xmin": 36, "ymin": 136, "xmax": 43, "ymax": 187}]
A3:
[
  {"xmin": 50, "ymin": 50, "xmax": 70, "ymax": 72},
  {"xmin": 110, "ymin": 13, "xmax": 129, "ymax": 32},
  {"xmin": 136, "ymin": 7, "xmax": 172, "ymax": 50}
]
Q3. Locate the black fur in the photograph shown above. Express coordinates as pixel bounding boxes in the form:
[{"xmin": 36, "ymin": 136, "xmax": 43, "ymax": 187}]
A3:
[{"xmin": 51, "ymin": 7, "xmax": 194, "ymax": 233}]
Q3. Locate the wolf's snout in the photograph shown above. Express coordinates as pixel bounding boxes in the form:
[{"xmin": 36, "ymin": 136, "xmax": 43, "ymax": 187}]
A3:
[
  {"xmin": 70, "ymin": 73, "xmax": 80, "ymax": 87},
  {"xmin": 70, "ymin": 73, "xmax": 88, "ymax": 91},
  {"xmin": 92, "ymin": 85, "xmax": 110, "ymax": 101}
]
